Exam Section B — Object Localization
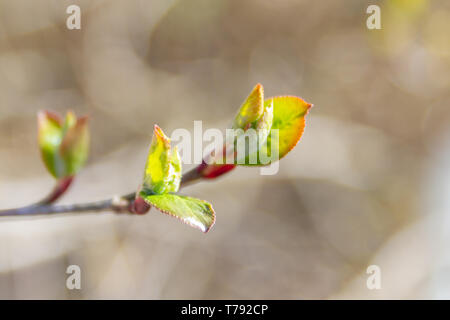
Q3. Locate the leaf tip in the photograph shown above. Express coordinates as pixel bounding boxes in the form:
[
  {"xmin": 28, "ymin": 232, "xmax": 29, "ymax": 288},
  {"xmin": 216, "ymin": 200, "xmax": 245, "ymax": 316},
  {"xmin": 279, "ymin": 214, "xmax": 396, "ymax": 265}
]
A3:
[
  {"xmin": 254, "ymin": 82, "xmax": 263, "ymax": 92},
  {"xmin": 37, "ymin": 110, "xmax": 61, "ymax": 128},
  {"xmin": 153, "ymin": 124, "xmax": 170, "ymax": 145}
]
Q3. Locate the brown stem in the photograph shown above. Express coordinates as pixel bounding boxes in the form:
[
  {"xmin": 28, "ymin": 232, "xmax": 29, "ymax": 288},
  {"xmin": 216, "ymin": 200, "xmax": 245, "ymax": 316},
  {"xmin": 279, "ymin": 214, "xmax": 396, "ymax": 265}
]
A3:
[
  {"xmin": 119, "ymin": 166, "xmax": 204, "ymax": 205},
  {"xmin": 178, "ymin": 166, "xmax": 204, "ymax": 186},
  {"xmin": 0, "ymin": 167, "xmax": 205, "ymax": 217},
  {"xmin": 0, "ymin": 198, "xmax": 118, "ymax": 217},
  {"xmin": 37, "ymin": 176, "xmax": 74, "ymax": 205},
  {"xmin": 0, "ymin": 176, "xmax": 75, "ymax": 217}
]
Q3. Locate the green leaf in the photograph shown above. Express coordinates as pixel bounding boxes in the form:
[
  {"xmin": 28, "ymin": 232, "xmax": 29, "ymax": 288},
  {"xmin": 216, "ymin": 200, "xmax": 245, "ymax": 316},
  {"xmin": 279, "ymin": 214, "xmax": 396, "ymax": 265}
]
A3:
[
  {"xmin": 242, "ymin": 96, "xmax": 312, "ymax": 166},
  {"xmin": 38, "ymin": 110, "xmax": 89, "ymax": 178},
  {"xmin": 38, "ymin": 111, "xmax": 64, "ymax": 178},
  {"xmin": 212, "ymin": 84, "xmax": 273, "ymax": 165},
  {"xmin": 232, "ymin": 83, "xmax": 264, "ymax": 130},
  {"xmin": 166, "ymin": 146, "xmax": 182, "ymax": 193},
  {"xmin": 143, "ymin": 125, "xmax": 182, "ymax": 195},
  {"xmin": 200, "ymin": 87, "xmax": 312, "ymax": 175},
  {"xmin": 140, "ymin": 192, "xmax": 215, "ymax": 233},
  {"xmin": 60, "ymin": 114, "xmax": 89, "ymax": 176},
  {"xmin": 234, "ymin": 99, "xmax": 274, "ymax": 164}
]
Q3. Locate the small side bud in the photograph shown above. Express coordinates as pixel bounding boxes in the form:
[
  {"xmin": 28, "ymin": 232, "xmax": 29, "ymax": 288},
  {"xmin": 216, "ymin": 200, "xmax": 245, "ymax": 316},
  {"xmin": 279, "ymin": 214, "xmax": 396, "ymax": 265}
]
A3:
[
  {"xmin": 133, "ymin": 196, "xmax": 151, "ymax": 214},
  {"xmin": 38, "ymin": 110, "xmax": 89, "ymax": 179}
]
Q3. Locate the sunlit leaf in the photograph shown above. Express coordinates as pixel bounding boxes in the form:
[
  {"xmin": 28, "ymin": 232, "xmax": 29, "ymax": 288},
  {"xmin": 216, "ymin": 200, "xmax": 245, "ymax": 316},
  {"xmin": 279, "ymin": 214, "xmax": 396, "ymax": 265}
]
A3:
[
  {"xmin": 140, "ymin": 192, "xmax": 215, "ymax": 233},
  {"xmin": 235, "ymin": 99, "xmax": 273, "ymax": 164},
  {"xmin": 60, "ymin": 115, "xmax": 89, "ymax": 176},
  {"xmin": 199, "ymin": 86, "xmax": 312, "ymax": 179},
  {"xmin": 232, "ymin": 83, "xmax": 264, "ymax": 130},
  {"xmin": 243, "ymin": 96, "xmax": 312, "ymax": 166},
  {"xmin": 37, "ymin": 110, "xmax": 89, "ymax": 178},
  {"xmin": 167, "ymin": 146, "xmax": 182, "ymax": 193},
  {"xmin": 143, "ymin": 125, "xmax": 182, "ymax": 195},
  {"xmin": 206, "ymin": 83, "xmax": 272, "ymax": 168},
  {"xmin": 38, "ymin": 111, "xmax": 64, "ymax": 178}
]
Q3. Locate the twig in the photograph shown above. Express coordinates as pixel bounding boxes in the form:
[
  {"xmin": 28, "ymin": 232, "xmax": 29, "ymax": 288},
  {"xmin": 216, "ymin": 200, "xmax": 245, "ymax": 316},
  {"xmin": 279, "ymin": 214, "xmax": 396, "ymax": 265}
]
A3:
[
  {"xmin": 0, "ymin": 199, "xmax": 118, "ymax": 217},
  {"xmin": 37, "ymin": 176, "xmax": 74, "ymax": 205},
  {"xmin": 0, "ymin": 167, "xmax": 204, "ymax": 217}
]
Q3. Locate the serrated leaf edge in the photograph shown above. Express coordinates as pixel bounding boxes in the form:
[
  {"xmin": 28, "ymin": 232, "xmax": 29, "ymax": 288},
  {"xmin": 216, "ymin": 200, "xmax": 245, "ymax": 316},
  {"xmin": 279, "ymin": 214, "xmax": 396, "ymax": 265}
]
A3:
[{"xmin": 142, "ymin": 193, "xmax": 216, "ymax": 233}]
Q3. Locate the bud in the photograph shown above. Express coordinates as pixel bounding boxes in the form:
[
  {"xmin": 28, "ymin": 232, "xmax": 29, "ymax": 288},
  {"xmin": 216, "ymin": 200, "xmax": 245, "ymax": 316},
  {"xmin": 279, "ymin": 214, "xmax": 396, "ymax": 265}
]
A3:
[
  {"xmin": 232, "ymin": 83, "xmax": 273, "ymax": 134},
  {"xmin": 133, "ymin": 196, "xmax": 151, "ymax": 214},
  {"xmin": 232, "ymin": 83, "xmax": 265, "ymax": 130},
  {"xmin": 142, "ymin": 125, "xmax": 182, "ymax": 195},
  {"xmin": 38, "ymin": 110, "xmax": 89, "ymax": 179},
  {"xmin": 138, "ymin": 125, "xmax": 215, "ymax": 232},
  {"xmin": 199, "ymin": 83, "xmax": 274, "ymax": 177}
]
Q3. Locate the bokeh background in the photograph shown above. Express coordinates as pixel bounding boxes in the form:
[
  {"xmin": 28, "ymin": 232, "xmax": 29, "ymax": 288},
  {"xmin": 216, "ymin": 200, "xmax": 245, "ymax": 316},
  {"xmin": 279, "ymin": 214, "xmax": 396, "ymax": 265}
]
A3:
[{"xmin": 0, "ymin": 0, "xmax": 450, "ymax": 299}]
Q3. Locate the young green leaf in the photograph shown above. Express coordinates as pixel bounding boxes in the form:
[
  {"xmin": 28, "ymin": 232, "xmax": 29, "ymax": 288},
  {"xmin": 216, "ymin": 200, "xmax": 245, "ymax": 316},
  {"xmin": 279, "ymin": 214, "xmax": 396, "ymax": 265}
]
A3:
[
  {"xmin": 166, "ymin": 146, "xmax": 182, "ymax": 193},
  {"xmin": 143, "ymin": 125, "xmax": 181, "ymax": 194},
  {"xmin": 201, "ymin": 84, "xmax": 272, "ymax": 173},
  {"xmin": 140, "ymin": 192, "xmax": 215, "ymax": 233},
  {"xmin": 232, "ymin": 83, "xmax": 264, "ymax": 130},
  {"xmin": 234, "ymin": 99, "xmax": 274, "ymax": 164},
  {"xmin": 38, "ymin": 110, "xmax": 89, "ymax": 178},
  {"xmin": 246, "ymin": 96, "xmax": 312, "ymax": 166},
  {"xmin": 232, "ymin": 83, "xmax": 273, "ymax": 160},
  {"xmin": 38, "ymin": 111, "xmax": 65, "ymax": 178},
  {"xmin": 144, "ymin": 125, "xmax": 170, "ymax": 189},
  {"xmin": 139, "ymin": 125, "xmax": 215, "ymax": 232},
  {"xmin": 60, "ymin": 115, "xmax": 89, "ymax": 176}
]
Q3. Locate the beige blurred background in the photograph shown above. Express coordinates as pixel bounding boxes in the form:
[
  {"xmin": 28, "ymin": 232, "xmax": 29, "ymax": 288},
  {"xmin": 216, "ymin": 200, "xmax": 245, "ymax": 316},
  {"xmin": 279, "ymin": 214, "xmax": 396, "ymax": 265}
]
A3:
[{"xmin": 0, "ymin": 0, "xmax": 449, "ymax": 299}]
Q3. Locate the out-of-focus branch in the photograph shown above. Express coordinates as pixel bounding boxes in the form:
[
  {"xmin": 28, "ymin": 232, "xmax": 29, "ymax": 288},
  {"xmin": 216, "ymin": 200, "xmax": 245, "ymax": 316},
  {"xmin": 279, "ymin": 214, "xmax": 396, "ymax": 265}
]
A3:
[{"xmin": 37, "ymin": 176, "xmax": 74, "ymax": 205}]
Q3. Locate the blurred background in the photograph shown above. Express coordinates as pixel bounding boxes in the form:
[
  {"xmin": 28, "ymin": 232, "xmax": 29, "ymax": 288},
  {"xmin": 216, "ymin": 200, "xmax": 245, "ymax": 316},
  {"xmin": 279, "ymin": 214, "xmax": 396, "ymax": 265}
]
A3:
[{"xmin": 0, "ymin": 0, "xmax": 449, "ymax": 299}]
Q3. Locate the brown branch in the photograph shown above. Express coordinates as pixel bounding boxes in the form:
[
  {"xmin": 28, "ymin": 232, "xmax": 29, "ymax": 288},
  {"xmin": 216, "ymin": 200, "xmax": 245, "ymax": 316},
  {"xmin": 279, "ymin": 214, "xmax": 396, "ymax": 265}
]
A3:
[{"xmin": 0, "ymin": 167, "xmax": 204, "ymax": 217}]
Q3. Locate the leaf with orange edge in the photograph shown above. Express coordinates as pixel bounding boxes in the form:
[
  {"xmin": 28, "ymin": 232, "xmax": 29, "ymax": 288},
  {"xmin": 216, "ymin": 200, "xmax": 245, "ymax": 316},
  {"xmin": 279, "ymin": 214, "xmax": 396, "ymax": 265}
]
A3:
[
  {"xmin": 232, "ymin": 83, "xmax": 264, "ymax": 130},
  {"xmin": 242, "ymin": 96, "xmax": 312, "ymax": 166}
]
